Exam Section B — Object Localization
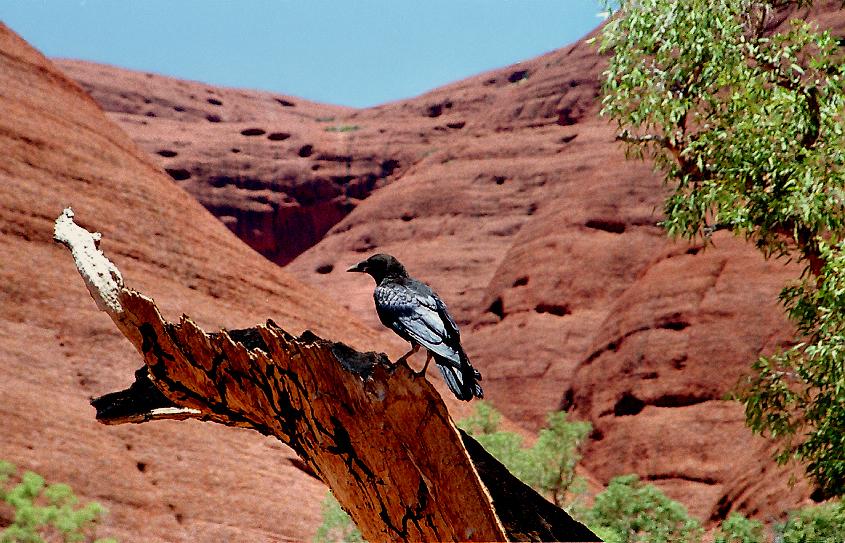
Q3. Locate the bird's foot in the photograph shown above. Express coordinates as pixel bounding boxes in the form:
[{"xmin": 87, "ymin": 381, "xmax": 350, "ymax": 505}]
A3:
[
  {"xmin": 412, "ymin": 352, "xmax": 433, "ymax": 377},
  {"xmin": 396, "ymin": 344, "xmax": 420, "ymax": 366}
]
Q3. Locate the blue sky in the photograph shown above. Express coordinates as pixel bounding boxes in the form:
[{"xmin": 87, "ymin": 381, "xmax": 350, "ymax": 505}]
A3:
[{"xmin": 2, "ymin": 1, "xmax": 604, "ymax": 108}]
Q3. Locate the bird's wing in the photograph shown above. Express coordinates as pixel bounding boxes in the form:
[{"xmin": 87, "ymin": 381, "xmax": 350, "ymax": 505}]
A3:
[
  {"xmin": 375, "ymin": 281, "xmax": 461, "ymax": 363},
  {"xmin": 376, "ymin": 279, "xmax": 483, "ymax": 401},
  {"xmin": 434, "ymin": 296, "xmax": 461, "ymax": 340}
]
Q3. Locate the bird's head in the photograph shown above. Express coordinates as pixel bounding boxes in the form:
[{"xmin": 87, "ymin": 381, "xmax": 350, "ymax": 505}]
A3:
[{"xmin": 346, "ymin": 253, "xmax": 408, "ymax": 284}]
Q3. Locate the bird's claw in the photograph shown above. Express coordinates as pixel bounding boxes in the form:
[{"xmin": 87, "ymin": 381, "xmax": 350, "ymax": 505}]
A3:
[{"xmin": 412, "ymin": 353, "xmax": 433, "ymax": 378}]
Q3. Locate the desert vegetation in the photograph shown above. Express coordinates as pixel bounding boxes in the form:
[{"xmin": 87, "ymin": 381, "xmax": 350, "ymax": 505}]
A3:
[{"xmin": 0, "ymin": 461, "xmax": 115, "ymax": 543}]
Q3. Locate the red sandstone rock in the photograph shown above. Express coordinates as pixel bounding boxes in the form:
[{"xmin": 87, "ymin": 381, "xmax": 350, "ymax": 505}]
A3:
[
  {"xmin": 0, "ymin": 23, "xmax": 384, "ymax": 543},
  {"xmin": 55, "ymin": 59, "xmax": 428, "ymax": 266}
]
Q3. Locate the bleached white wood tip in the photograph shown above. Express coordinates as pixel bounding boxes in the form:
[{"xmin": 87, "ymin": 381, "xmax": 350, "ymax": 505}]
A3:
[{"xmin": 53, "ymin": 207, "xmax": 125, "ymax": 316}]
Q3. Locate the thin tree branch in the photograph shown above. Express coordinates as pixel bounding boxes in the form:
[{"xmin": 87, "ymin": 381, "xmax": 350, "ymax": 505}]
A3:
[{"xmin": 615, "ymin": 130, "xmax": 672, "ymax": 147}]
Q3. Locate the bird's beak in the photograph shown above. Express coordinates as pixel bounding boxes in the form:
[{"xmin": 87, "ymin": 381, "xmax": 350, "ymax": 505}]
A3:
[{"xmin": 346, "ymin": 261, "xmax": 366, "ymax": 273}]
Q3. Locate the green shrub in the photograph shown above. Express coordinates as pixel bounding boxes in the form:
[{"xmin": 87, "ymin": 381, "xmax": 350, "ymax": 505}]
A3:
[
  {"xmin": 324, "ymin": 125, "xmax": 360, "ymax": 133},
  {"xmin": 0, "ymin": 460, "xmax": 116, "ymax": 543},
  {"xmin": 779, "ymin": 499, "xmax": 845, "ymax": 543},
  {"xmin": 313, "ymin": 493, "xmax": 363, "ymax": 543},
  {"xmin": 529, "ymin": 411, "xmax": 591, "ymax": 506},
  {"xmin": 456, "ymin": 400, "xmax": 502, "ymax": 435},
  {"xmin": 457, "ymin": 401, "xmax": 533, "ymax": 488},
  {"xmin": 457, "ymin": 401, "xmax": 591, "ymax": 508},
  {"xmin": 713, "ymin": 512, "xmax": 765, "ymax": 543},
  {"xmin": 581, "ymin": 474, "xmax": 703, "ymax": 543}
]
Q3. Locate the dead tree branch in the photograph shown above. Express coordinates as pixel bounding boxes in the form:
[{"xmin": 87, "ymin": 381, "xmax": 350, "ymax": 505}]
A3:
[{"xmin": 53, "ymin": 208, "xmax": 598, "ymax": 543}]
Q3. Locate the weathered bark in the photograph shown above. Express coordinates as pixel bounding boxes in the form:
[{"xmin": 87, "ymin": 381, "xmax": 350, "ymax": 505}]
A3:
[{"xmin": 53, "ymin": 208, "xmax": 599, "ymax": 543}]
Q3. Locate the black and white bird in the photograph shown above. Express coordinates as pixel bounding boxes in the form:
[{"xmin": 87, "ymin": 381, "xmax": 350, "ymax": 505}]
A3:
[{"xmin": 347, "ymin": 253, "xmax": 483, "ymax": 401}]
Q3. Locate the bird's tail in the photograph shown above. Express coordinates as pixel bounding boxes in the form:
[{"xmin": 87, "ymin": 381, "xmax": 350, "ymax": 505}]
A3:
[{"xmin": 434, "ymin": 353, "xmax": 483, "ymax": 401}]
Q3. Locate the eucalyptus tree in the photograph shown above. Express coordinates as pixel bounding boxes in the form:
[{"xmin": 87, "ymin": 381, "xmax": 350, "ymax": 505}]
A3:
[{"xmin": 600, "ymin": 0, "xmax": 845, "ymax": 496}]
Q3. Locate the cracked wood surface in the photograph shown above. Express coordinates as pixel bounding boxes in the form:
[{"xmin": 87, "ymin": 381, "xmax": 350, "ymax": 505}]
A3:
[
  {"xmin": 112, "ymin": 291, "xmax": 506, "ymax": 542},
  {"xmin": 54, "ymin": 208, "xmax": 598, "ymax": 542}
]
